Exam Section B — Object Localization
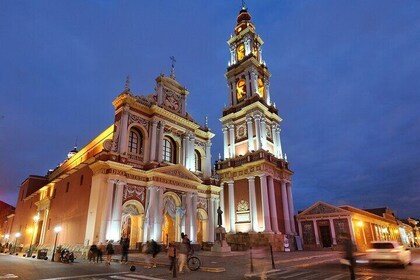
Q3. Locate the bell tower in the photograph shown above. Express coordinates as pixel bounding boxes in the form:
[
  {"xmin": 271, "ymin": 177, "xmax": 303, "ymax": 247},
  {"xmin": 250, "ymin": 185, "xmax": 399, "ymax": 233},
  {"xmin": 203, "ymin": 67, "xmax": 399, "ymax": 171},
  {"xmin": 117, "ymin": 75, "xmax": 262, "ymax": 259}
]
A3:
[{"xmin": 216, "ymin": 5, "xmax": 295, "ymax": 242}]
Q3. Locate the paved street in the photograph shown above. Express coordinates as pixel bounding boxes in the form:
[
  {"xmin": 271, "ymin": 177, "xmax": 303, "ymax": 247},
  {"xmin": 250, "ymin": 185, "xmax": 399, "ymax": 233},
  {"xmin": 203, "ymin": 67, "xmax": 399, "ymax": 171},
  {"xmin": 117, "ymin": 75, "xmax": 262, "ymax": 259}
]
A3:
[{"xmin": 1, "ymin": 249, "xmax": 419, "ymax": 280}]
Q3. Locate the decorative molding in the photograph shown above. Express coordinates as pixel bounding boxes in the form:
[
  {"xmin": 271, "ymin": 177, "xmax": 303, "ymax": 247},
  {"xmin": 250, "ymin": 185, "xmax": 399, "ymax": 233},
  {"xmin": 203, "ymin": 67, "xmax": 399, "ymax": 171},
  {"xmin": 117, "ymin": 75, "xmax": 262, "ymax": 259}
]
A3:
[
  {"xmin": 123, "ymin": 184, "xmax": 146, "ymax": 204},
  {"xmin": 128, "ymin": 114, "xmax": 150, "ymax": 131}
]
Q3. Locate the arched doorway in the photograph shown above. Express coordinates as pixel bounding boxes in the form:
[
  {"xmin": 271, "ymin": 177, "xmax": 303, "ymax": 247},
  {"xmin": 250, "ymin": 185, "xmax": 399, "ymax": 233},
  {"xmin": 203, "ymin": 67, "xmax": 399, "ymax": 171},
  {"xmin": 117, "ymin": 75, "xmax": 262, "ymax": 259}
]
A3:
[
  {"xmin": 161, "ymin": 192, "xmax": 181, "ymax": 245},
  {"xmin": 122, "ymin": 200, "xmax": 145, "ymax": 249},
  {"xmin": 197, "ymin": 208, "xmax": 208, "ymax": 243}
]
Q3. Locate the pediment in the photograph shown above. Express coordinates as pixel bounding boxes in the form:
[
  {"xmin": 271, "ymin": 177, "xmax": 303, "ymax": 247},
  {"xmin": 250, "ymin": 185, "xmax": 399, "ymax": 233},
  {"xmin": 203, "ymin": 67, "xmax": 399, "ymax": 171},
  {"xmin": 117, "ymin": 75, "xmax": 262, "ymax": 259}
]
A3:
[
  {"xmin": 299, "ymin": 201, "xmax": 349, "ymax": 216},
  {"xmin": 153, "ymin": 164, "xmax": 202, "ymax": 183}
]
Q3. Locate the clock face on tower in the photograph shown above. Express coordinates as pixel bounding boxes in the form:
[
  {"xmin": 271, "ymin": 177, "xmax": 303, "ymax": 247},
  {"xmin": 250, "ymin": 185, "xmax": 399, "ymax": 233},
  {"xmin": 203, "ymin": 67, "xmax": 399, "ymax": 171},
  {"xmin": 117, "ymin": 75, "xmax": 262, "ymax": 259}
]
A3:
[
  {"xmin": 236, "ymin": 79, "xmax": 247, "ymax": 101},
  {"xmin": 165, "ymin": 95, "xmax": 180, "ymax": 111}
]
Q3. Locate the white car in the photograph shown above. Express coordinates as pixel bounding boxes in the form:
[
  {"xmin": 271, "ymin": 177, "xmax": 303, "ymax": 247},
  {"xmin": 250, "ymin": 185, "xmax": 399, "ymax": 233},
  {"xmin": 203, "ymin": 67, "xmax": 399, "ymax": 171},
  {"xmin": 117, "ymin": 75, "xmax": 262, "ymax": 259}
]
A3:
[{"xmin": 366, "ymin": 241, "xmax": 412, "ymax": 267}]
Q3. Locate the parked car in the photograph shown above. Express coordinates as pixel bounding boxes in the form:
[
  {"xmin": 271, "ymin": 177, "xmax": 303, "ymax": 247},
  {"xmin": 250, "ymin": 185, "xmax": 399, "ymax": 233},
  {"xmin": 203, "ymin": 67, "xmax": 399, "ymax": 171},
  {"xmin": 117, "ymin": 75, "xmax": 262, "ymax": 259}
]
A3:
[{"xmin": 366, "ymin": 241, "xmax": 412, "ymax": 267}]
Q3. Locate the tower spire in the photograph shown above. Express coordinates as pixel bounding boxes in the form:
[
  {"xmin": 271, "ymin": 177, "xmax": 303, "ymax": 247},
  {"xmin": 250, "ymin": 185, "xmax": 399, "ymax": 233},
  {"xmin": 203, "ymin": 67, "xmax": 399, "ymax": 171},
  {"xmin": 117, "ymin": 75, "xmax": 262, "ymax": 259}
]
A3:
[
  {"xmin": 124, "ymin": 75, "xmax": 131, "ymax": 92},
  {"xmin": 241, "ymin": 0, "xmax": 246, "ymax": 10},
  {"xmin": 169, "ymin": 56, "xmax": 176, "ymax": 79}
]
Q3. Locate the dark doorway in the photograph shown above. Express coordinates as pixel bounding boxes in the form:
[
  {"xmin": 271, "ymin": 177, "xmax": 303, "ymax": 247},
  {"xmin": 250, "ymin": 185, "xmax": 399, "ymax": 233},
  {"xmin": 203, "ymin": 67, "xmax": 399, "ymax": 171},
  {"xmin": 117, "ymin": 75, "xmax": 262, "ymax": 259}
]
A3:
[{"xmin": 319, "ymin": 225, "xmax": 332, "ymax": 247}]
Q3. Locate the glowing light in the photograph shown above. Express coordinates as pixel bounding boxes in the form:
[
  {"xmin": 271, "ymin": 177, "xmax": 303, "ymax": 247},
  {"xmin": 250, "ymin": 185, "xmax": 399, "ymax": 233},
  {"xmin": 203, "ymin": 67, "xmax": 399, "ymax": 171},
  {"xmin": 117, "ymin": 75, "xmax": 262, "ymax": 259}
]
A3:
[
  {"xmin": 33, "ymin": 215, "xmax": 40, "ymax": 222},
  {"xmin": 5, "ymin": 234, "xmax": 9, "ymax": 239},
  {"xmin": 356, "ymin": 221, "xmax": 364, "ymax": 227},
  {"xmin": 15, "ymin": 233, "xmax": 21, "ymax": 238},
  {"xmin": 54, "ymin": 226, "xmax": 62, "ymax": 233}
]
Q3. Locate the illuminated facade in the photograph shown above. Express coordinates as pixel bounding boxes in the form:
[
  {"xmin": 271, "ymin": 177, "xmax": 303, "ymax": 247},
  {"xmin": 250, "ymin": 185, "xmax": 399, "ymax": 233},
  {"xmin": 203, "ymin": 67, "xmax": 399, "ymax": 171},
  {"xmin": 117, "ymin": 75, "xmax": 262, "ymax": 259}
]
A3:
[
  {"xmin": 6, "ymin": 73, "xmax": 220, "ymax": 252},
  {"xmin": 215, "ymin": 7, "xmax": 295, "ymax": 248},
  {"xmin": 297, "ymin": 202, "xmax": 402, "ymax": 252}
]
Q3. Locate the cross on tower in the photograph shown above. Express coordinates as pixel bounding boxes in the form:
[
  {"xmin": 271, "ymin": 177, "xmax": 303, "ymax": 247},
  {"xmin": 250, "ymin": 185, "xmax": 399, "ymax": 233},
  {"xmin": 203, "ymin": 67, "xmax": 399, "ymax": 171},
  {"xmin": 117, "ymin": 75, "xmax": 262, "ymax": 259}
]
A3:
[
  {"xmin": 241, "ymin": 0, "xmax": 246, "ymax": 9},
  {"xmin": 170, "ymin": 56, "xmax": 176, "ymax": 79}
]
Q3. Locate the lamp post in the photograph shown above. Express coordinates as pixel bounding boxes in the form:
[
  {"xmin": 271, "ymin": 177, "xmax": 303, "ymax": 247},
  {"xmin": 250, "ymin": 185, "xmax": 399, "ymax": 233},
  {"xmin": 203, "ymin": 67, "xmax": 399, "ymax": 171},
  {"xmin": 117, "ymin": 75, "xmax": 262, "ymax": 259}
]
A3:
[
  {"xmin": 13, "ymin": 233, "xmax": 21, "ymax": 254},
  {"xmin": 28, "ymin": 215, "xmax": 40, "ymax": 257},
  {"xmin": 51, "ymin": 226, "xmax": 62, "ymax": 262}
]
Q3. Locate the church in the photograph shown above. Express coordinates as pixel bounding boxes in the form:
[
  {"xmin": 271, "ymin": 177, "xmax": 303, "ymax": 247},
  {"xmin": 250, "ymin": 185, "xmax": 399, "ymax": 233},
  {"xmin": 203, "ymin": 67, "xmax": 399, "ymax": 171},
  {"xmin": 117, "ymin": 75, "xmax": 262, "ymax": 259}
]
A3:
[{"xmin": 3, "ymin": 6, "xmax": 295, "ymax": 254}]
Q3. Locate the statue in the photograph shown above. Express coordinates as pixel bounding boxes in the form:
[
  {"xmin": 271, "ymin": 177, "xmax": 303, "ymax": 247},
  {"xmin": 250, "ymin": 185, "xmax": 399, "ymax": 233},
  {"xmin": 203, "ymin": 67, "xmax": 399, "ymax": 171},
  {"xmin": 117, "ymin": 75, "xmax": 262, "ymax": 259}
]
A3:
[{"xmin": 217, "ymin": 206, "xmax": 223, "ymax": 227}]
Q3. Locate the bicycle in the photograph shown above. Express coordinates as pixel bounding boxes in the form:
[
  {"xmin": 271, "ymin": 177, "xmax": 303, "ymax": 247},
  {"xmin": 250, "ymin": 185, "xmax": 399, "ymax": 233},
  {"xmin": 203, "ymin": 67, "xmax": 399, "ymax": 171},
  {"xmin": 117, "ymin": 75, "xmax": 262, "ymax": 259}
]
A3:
[{"xmin": 187, "ymin": 254, "xmax": 201, "ymax": 271}]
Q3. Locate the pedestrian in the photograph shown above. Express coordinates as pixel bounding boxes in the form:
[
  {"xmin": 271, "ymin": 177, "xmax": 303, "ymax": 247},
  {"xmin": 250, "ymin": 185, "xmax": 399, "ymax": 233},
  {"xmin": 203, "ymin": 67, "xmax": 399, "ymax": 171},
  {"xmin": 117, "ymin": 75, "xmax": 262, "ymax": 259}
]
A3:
[
  {"xmin": 167, "ymin": 242, "xmax": 176, "ymax": 272},
  {"xmin": 344, "ymin": 238, "xmax": 355, "ymax": 280},
  {"xmin": 178, "ymin": 234, "xmax": 191, "ymax": 273},
  {"xmin": 88, "ymin": 244, "xmax": 98, "ymax": 263},
  {"xmin": 143, "ymin": 241, "xmax": 152, "ymax": 268},
  {"xmin": 150, "ymin": 239, "xmax": 161, "ymax": 268},
  {"xmin": 121, "ymin": 238, "xmax": 129, "ymax": 264},
  {"xmin": 105, "ymin": 240, "xmax": 114, "ymax": 265},
  {"xmin": 97, "ymin": 242, "xmax": 104, "ymax": 263}
]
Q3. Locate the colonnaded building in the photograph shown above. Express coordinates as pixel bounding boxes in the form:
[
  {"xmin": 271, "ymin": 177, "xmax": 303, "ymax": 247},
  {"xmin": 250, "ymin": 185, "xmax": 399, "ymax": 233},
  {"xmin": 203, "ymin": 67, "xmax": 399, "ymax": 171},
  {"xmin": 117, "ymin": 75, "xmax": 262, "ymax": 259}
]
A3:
[{"xmin": 3, "ymin": 6, "xmax": 295, "ymax": 253}]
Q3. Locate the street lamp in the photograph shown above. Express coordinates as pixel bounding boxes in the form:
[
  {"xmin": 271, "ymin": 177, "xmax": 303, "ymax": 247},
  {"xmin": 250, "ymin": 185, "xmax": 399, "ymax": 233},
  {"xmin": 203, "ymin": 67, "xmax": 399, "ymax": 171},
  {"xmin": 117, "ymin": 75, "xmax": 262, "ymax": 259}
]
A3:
[
  {"xmin": 28, "ymin": 214, "xmax": 40, "ymax": 257},
  {"xmin": 51, "ymin": 226, "xmax": 62, "ymax": 262},
  {"xmin": 13, "ymin": 233, "xmax": 21, "ymax": 254}
]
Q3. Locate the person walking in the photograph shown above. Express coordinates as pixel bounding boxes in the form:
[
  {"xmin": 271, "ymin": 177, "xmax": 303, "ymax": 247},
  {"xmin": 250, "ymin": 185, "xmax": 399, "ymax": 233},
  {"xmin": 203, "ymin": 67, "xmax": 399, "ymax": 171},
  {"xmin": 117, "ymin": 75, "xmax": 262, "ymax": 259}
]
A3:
[
  {"xmin": 167, "ymin": 242, "xmax": 176, "ymax": 272},
  {"xmin": 120, "ymin": 238, "xmax": 129, "ymax": 264},
  {"xmin": 97, "ymin": 242, "xmax": 104, "ymax": 263},
  {"xmin": 105, "ymin": 240, "xmax": 114, "ymax": 265},
  {"xmin": 88, "ymin": 244, "xmax": 98, "ymax": 263},
  {"xmin": 150, "ymin": 239, "xmax": 161, "ymax": 268},
  {"xmin": 178, "ymin": 234, "xmax": 191, "ymax": 273},
  {"xmin": 344, "ymin": 238, "xmax": 356, "ymax": 280}
]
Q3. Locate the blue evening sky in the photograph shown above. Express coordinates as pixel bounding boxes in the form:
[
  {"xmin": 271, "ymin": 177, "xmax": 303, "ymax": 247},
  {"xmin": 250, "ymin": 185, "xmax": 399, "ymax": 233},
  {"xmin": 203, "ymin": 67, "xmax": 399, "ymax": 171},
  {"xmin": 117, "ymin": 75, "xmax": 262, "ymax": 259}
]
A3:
[{"xmin": 0, "ymin": 1, "xmax": 419, "ymax": 218}]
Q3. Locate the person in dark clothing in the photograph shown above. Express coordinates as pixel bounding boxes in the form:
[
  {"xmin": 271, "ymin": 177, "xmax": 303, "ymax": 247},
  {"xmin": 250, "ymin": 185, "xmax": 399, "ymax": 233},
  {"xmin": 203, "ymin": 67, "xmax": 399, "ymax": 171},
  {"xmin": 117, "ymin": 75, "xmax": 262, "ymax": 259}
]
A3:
[
  {"xmin": 97, "ymin": 242, "xmax": 104, "ymax": 263},
  {"xmin": 344, "ymin": 238, "xmax": 356, "ymax": 280},
  {"xmin": 167, "ymin": 242, "xmax": 176, "ymax": 272},
  {"xmin": 150, "ymin": 239, "xmax": 161, "ymax": 268},
  {"xmin": 120, "ymin": 238, "xmax": 129, "ymax": 264},
  {"xmin": 105, "ymin": 241, "xmax": 114, "ymax": 265},
  {"xmin": 88, "ymin": 244, "xmax": 98, "ymax": 263}
]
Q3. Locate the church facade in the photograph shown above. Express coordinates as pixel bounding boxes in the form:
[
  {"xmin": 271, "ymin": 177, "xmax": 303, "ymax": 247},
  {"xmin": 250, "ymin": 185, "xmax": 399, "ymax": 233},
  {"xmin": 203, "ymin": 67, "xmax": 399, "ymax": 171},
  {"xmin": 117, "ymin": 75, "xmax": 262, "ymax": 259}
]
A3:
[{"xmin": 4, "ymin": 6, "xmax": 295, "ymax": 253}]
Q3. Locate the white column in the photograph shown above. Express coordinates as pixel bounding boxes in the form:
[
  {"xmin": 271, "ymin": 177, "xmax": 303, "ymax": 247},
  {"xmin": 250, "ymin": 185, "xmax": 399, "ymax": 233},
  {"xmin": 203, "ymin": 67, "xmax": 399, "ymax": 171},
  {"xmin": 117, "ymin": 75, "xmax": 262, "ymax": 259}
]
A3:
[
  {"xmin": 204, "ymin": 141, "xmax": 212, "ymax": 178},
  {"xmin": 265, "ymin": 79, "xmax": 271, "ymax": 105},
  {"xmin": 228, "ymin": 124, "xmax": 235, "ymax": 158},
  {"xmin": 184, "ymin": 133, "xmax": 190, "ymax": 168},
  {"xmin": 258, "ymin": 46, "xmax": 263, "ymax": 64},
  {"xmin": 347, "ymin": 217, "xmax": 356, "ymax": 243},
  {"xmin": 247, "ymin": 177, "xmax": 258, "ymax": 232},
  {"xmin": 244, "ymin": 36, "xmax": 251, "ymax": 55},
  {"xmin": 251, "ymin": 68, "xmax": 259, "ymax": 95},
  {"xmin": 228, "ymin": 181, "xmax": 236, "ymax": 233},
  {"xmin": 230, "ymin": 46, "xmax": 237, "ymax": 65},
  {"xmin": 146, "ymin": 186, "xmax": 157, "ymax": 240},
  {"xmin": 191, "ymin": 193, "xmax": 198, "ymax": 242},
  {"xmin": 182, "ymin": 134, "xmax": 187, "ymax": 165},
  {"xmin": 281, "ymin": 181, "xmax": 291, "ymax": 234},
  {"xmin": 254, "ymin": 114, "xmax": 262, "ymax": 150},
  {"xmin": 298, "ymin": 221, "xmax": 303, "ymax": 237},
  {"xmin": 259, "ymin": 175, "xmax": 272, "ymax": 232},
  {"xmin": 329, "ymin": 218, "xmax": 337, "ymax": 245},
  {"xmin": 103, "ymin": 179, "xmax": 115, "ymax": 242},
  {"xmin": 208, "ymin": 197, "xmax": 215, "ymax": 242},
  {"xmin": 219, "ymin": 184, "xmax": 225, "ymax": 218},
  {"xmin": 271, "ymin": 124, "xmax": 277, "ymax": 156},
  {"xmin": 143, "ymin": 187, "xmax": 150, "ymax": 242},
  {"xmin": 39, "ymin": 209, "xmax": 49, "ymax": 244},
  {"xmin": 276, "ymin": 127, "xmax": 283, "ymax": 159},
  {"xmin": 246, "ymin": 116, "xmax": 254, "ymax": 152},
  {"xmin": 110, "ymin": 181, "xmax": 125, "ymax": 241},
  {"xmin": 185, "ymin": 192, "xmax": 191, "ymax": 238},
  {"xmin": 157, "ymin": 121, "xmax": 165, "ymax": 162},
  {"xmin": 118, "ymin": 105, "xmax": 130, "ymax": 154},
  {"xmin": 150, "ymin": 120, "xmax": 158, "ymax": 161},
  {"xmin": 245, "ymin": 71, "xmax": 251, "ymax": 98},
  {"xmin": 222, "ymin": 127, "xmax": 229, "ymax": 159},
  {"xmin": 175, "ymin": 207, "xmax": 182, "ymax": 242},
  {"xmin": 188, "ymin": 134, "xmax": 195, "ymax": 170},
  {"xmin": 314, "ymin": 220, "xmax": 320, "ymax": 245},
  {"xmin": 268, "ymin": 176, "xmax": 279, "ymax": 233},
  {"xmin": 154, "ymin": 187, "xmax": 165, "ymax": 242},
  {"xmin": 261, "ymin": 117, "xmax": 267, "ymax": 150},
  {"xmin": 286, "ymin": 183, "xmax": 296, "ymax": 234}
]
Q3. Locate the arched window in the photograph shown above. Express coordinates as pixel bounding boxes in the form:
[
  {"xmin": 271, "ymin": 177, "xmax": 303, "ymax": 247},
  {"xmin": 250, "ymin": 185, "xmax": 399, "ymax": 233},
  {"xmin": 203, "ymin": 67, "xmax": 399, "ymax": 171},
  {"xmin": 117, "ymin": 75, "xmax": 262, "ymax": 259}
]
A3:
[
  {"xmin": 195, "ymin": 150, "xmax": 201, "ymax": 172},
  {"xmin": 163, "ymin": 137, "xmax": 175, "ymax": 163},
  {"xmin": 128, "ymin": 128, "xmax": 143, "ymax": 154}
]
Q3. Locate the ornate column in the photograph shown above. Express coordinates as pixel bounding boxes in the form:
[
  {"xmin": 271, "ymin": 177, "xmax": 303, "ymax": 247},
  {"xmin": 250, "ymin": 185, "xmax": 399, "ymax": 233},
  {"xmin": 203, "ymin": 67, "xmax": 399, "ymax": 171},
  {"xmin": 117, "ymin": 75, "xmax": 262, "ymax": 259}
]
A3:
[
  {"xmin": 188, "ymin": 134, "xmax": 195, "ymax": 170},
  {"xmin": 228, "ymin": 124, "xmax": 235, "ymax": 158},
  {"xmin": 265, "ymin": 79, "xmax": 271, "ymax": 105},
  {"xmin": 175, "ymin": 207, "xmax": 183, "ymax": 242},
  {"xmin": 154, "ymin": 187, "xmax": 165, "ymax": 242},
  {"xmin": 286, "ymin": 183, "xmax": 296, "ymax": 234},
  {"xmin": 254, "ymin": 114, "xmax": 262, "ymax": 150},
  {"xmin": 190, "ymin": 193, "xmax": 198, "ymax": 242},
  {"xmin": 219, "ymin": 184, "xmax": 225, "ymax": 217},
  {"xmin": 150, "ymin": 120, "xmax": 158, "ymax": 161},
  {"xmin": 281, "ymin": 180, "xmax": 291, "ymax": 234},
  {"xmin": 185, "ymin": 192, "xmax": 191, "ymax": 238},
  {"xmin": 271, "ymin": 124, "xmax": 277, "ymax": 155},
  {"xmin": 245, "ymin": 70, "xmax": 251, "ymax": 98},
  {"xmin": 204, "ymin": 141, "xmax": 212, "ymax": 178},
  {"xmin": 259, "ymin": 175, "xmax": 272, "ymax": 232},
  {"xmin": 298, "ymin": 221, "xmax": 303, "ymax": 237},
  {"xmin": 157, "ymin": 121, "xmax": 165, "ymax": 162},
  {"xmin": 314, "ymin": 220, "xmax": 320, "ymax": 245},
  {"xmin": 347, "ymin": 217, "xmax": 356, "ymax": 243},
  {"xmin": 261, "ymin": 117, "xmax": 267, "ymax": 150},
  {"xmin": 39, "ymin": 209, "xmax": 49, "ymax": 244},
  {"xmin": 102, "ymin": 179, "xmax": 115, "ymax": 242},
  {"xmin": 110, "ymin": 180, "xmax": 125, "ymax": 241},
  {"xmin": 276, "ymin": 127, "xmax": 283, "ymax": 159},
  {"xmin": 230, "ymin": 45, "xmax": 237, "ymax": 65},
  {"xmin": 228, "ymin": 181, "xmax": 236, "ymax": 233},
  {"xmin": 182, "ymin": 134, "xmax": 187, "ymax": 165},
  {"xmin": 208, "ymin": 197, "xmax": 215, "ymax": 242},
  {"xmin": 258, "ymin": 46, "xmax": 263, "ymax": 64},
  {"xmin": 246, "ymin": 115, "xmax": 255, "ymax": 152},
  {"xmin": 145, "ymin": 186, "xmax": 157, "ymax": 240},
  {"xmin": 329, "ymin": 218, "xmax": 337, "ymax": 245},
  {"xmin": 118, "ymin": 105, "xmax": 130, "ymax": 154},
  {"xmin": 247, "ymin": 177, "xmax": 258, "ymax": 232},
  {"xmin": 222, "ymin": 127, "xmax": 229, "ymax": 159},
  {"xmin": 268, "ymin": 176, "xmax": 279, "ymax": 233}
]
